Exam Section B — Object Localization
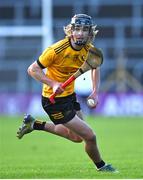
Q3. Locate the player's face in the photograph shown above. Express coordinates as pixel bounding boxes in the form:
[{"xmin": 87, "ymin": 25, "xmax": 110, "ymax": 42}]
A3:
[{"xmin": 72, "ymin": 25, "xmax": 90, "ymax": 46}]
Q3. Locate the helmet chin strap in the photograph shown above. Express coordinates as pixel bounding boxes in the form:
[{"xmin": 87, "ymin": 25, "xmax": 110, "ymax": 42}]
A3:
[
  {"xmin": 75, "ymin": 40, "xmax": 86, "ymax": 46},
  {"xmin": 71, "ymin": 35, "xmax": 87, "ymax": 46}
]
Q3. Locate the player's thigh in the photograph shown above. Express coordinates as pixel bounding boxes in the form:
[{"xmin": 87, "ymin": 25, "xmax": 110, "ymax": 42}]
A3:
[
  {"xmin": 54, "ymin": 124, "xmax": 81, "ymax": 138},
  {"xmin": 64, "ymin": 115, "xmax": 94, "ymax": 140},
  {"xmin": 76, "ymin": 110, "xmax": 84, "ymax": 120}
]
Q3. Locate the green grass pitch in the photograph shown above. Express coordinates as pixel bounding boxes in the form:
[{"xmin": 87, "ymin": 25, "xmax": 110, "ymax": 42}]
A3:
[{"xmin": 0, "ymin": 115, "xmax": 143, "ymax": 179}]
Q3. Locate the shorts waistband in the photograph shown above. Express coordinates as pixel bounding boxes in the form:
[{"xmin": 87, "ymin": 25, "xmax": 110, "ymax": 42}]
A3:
[{"xmin": 42, "ymin": 93, "xmax": 76, "ymax": 101}]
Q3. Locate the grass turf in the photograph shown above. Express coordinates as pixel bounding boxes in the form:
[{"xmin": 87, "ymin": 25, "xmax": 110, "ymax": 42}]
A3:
[{"xmin": 0, "ymin": 115, "xmax": 143, "ymax": 179}]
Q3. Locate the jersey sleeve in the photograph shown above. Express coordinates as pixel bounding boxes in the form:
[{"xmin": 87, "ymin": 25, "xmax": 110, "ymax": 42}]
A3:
[{"xmin": 37, "ymin": 47, "xmax": 55, "ymax": 68}]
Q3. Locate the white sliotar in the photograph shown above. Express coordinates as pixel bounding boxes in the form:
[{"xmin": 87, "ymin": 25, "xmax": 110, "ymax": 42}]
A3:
[{"xmin": 87, "ymin": 98, "xmax": 97, "ymax": 108}]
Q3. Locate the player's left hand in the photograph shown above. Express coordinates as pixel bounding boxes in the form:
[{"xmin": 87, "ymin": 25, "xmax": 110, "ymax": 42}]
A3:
[{"xmin": 87, "ymin": 91, "xmax": 98, "ymax": 108}]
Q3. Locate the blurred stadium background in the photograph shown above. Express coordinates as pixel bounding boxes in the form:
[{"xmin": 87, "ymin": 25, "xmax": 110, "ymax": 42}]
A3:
[{"xmin": 0, "ymin": 0, "xmax": 143, "ymax": 116}]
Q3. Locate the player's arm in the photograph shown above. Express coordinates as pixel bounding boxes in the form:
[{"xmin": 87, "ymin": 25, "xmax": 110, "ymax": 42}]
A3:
[
  {"xmin": 27, "ymin": 61, "xmax": 54, "ymax": 86},
  {"xmin": 27, "ymin": 61, "xmax": 64, "ymax": 94},
  {"xmin": 87, "ymin": 67, "xmax": 100, "ymax": 107},
  {"xmin": 91, "ymin": 67, "xmax": 100, "ymax": 94}
]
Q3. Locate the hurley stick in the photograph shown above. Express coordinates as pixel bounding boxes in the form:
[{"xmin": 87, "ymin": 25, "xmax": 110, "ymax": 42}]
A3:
[{"xmin": 49, "ymin": 47, "xmax": 103, "ymax": 103}]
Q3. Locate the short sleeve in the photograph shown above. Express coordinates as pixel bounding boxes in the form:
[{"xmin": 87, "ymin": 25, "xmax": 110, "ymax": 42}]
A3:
[{"xmin": 38, "ymin": 47, "xmax": 55, "ymax": 68}]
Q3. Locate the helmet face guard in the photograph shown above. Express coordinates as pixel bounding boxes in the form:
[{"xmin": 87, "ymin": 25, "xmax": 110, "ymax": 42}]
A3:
[{"xmin": 70, "ymin": 14, "xmax": 92, "ymax": 45}]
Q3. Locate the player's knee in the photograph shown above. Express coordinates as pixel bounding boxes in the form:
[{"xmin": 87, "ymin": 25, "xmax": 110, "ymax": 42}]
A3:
[
  {"xmin": 74, "ymin": 138, "xmax": 83, "ymax": 143},
  {"xmin": 69, "ymin": 136, "xmax": 83, "ymax": 143},
  {"xmin": 84, "ymin": 133, "xmax": 96, "ymax": 143}
]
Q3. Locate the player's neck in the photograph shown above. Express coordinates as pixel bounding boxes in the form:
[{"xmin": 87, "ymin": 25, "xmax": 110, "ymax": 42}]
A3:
[{"xmin": 70, "ymin": 39, "xmax": 83, "ymax": 50}]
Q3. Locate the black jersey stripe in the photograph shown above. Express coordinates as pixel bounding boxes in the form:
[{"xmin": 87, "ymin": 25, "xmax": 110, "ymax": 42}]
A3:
[
  {"xmin": 54, "ymin": 43, "xmax": 69, "ymax": 53},
  {"xmin": 55, "ymin": 41, "xmax": 69, "ymax": 50},
  {"xmin": 55, "ymin": 43, "xmax": 70, "ymax": 53},
  {"xmin": 37, "ymin": 59, "xmax": 46, "ymax": 69},
  {"xmin": 54, "ymin": 41, "xmax": 69, "ymax": 52},
  {"xmin": 55, "ymin": 44, "xmax": 70, "ymax": 54}
]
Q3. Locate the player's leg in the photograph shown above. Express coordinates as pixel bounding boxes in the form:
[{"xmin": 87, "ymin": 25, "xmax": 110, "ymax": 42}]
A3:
[
  {"xmin": 63, "ymin": 114, "xmax": 102, "ymax": 164},
  {"xmin": 63, "ymin": 114, "xmax": 118, "ymax": 172},
  {"xmin": 17, "ymin": 94, "xmax": 82, "ymax": 141},
  {"xmin": 43, "ymin": 105, "xmax": 84, "ymax": 142},
  {"xmin": 70, "ymin": 99, "xmax": 103, "ymax": 163},
  {"xmin": 17, "ymin": 110, "xmax": 101, "ymax": 163},
  {"xmin": 44, "ymin": 123, "xmax": 83, "ymax": 143},
  {"xmin": 17, "ymin": 96, "xmax": 88, "ymax": 142},
  {"xmin": 17, "ymin": 114, "xmax": 82, "ymax": 142},
  {"xmin": 76, "ymin": 110, "xmax": 84, "ymax": 120},
  {"xmin": 40, "ymin": 94, "xmax": 83, "ymax": 142}
]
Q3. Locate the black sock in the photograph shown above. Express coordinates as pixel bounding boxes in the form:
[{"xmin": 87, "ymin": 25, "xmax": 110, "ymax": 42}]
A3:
[
  {"xmin": 95, "ymin": 160, "xmax": 105, "ymax": 169},
  {"xmin": 33, "ymin": 121, "xmax": 46, "ymax": 130}
]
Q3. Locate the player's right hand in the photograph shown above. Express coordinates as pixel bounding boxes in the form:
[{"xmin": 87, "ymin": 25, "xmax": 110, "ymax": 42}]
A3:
[{"xmin": 52, "ymin": 82, "xmax": 64, "ymax": 95}]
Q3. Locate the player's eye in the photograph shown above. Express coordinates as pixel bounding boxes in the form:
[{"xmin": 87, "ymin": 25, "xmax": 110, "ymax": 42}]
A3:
[
  {"xmin": 74, "ymin": 26, "xmax": 81, "ymax": 31},
  {"xmin": 83, "ymin": 26, "xmax": 90, "ymax": 31}
]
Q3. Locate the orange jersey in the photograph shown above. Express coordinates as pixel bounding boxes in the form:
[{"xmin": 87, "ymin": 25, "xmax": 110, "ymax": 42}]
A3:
[{"xmin": 38, "ymin": 37, "xmax": 94, "ymax": 98}]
